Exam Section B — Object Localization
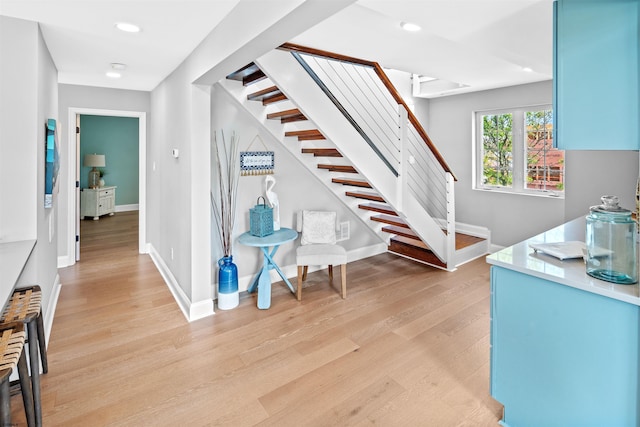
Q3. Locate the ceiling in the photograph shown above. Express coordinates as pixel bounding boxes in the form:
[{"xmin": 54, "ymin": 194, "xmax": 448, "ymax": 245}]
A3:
[{"xmin": 0, "ymin": 0, "xmax": 553, "ymax": 97}]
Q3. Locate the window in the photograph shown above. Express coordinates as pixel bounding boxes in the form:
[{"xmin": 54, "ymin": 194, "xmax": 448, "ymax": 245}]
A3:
[{"xmin": 475, "ymin": 105, "xmax": 564, "ymax": 196}]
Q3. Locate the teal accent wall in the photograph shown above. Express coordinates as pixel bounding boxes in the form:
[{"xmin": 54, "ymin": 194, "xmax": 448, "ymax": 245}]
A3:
[{"xmin": 80, "ymin": 115, "xmax": 139, "ymax": 206}]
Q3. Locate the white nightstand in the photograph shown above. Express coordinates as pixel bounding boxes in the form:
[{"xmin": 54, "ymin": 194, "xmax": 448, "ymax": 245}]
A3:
[{"xmin": 81, "ymin": 186, "xmax": 117, "ymax": 220}]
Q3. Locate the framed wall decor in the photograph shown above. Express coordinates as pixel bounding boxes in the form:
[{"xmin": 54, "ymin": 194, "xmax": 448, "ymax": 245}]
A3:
[
  {"xmin": 240, "ymin": 135, "xmax": 274, "ymax": 176},
  {"xmin": 45, "ymin": 118, "xmax": 60, "ymax": 209}
]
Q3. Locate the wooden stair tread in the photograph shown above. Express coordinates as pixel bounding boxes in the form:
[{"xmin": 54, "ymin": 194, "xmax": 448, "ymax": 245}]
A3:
[
  {"xmin": 381, "ymin": 225, "xmax": 417, "ymax": 239},
  {"xmin": 267, "ymin": 108, "xmax": 307, "ymax": 123},
  {"xmin": 226, "ymin": 63, "xmax": 259, "ymax": 81},
  {"xmin": 358, "ymin": 202, "xmax": 397, "ymax": 216},
  {"xmin": 392, "ymin": 235, "xmax": 430, "ymax": 250},
  {"xmin": 346, "ymin": 191, "xmax": 385, "ymax": 202},
  {"xmin": 389, "ymin": 231, "xmax": 486, "ymax": 251},
  {"xmin": 247, "ymin": 86, "xmax": 287, "ymax": 105},
  {"xmin": 318, "ymin": 164, "xmax": 357, "ymax": 173},
  {"xmin": 285, "ymin": 129, "xmax": 325, "ymax": 140},
  {"xmin": 453, "ymin": 233, "xmax": 486, "ymax": 250},
  {"xmin": 388, "ymin": 238, "xmax": 446, "ymax": 268},
  {"xmin": 371, "ymin": 214, "xmax": 408, "ymax": 228},
  {"xmin": 331, "ymin": 178, "xmax": 371, "ymax": 188},
  {"xmin": 262, "ymin": 93, "xmax": 287, "ymax": 105},
  {"xmin": 247, "ymin": 85, "xmax": 281, "ymax": 100},
  {"xmin": 243, "ymin": 69, "xmax": 266, "ymax": 86},
  {"xmin": 301, "ymin": 148, "xmax": 342, "ymax": 157}
]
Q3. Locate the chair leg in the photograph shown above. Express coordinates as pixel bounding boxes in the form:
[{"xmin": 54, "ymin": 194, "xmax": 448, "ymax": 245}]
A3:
[
  {"xmin": 340, "ymin": 264, "xmax": 347, "ymax": 299},
  {"xmin": 26, "ymin": 320, "xmax": 42, "ymax": 427},
  {"xmin": 302, "ymin": 266, "xmax": 308, "ymax": 281},
  {"xmin": 297, "ymin": 266, "xmax": 304, "ymax": 301},
  {"xmin": 328, "ymin": 265, "xmax": 334, "ymax": 283},
  {"xmin": 0, "ymin": 376, "xmax": 10, "ymax": 427},
  {"xmin": 17, "ymin": 345, "xmax": 35, "ymax": 427}
]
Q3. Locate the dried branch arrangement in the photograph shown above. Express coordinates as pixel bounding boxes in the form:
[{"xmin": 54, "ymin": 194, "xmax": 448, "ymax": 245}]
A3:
[{"xmin": 211, "ymin": 130, "xmax": 240, "ymax": 257}]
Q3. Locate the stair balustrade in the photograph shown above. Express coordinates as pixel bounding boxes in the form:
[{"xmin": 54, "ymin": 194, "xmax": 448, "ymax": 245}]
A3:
[{"xmin": 282, "ymin": 45, "xmax": 456, "ymax": 257}]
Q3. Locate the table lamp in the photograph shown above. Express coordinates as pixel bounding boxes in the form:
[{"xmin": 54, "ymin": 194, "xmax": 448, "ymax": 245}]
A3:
[{"xmin": 84, "ymin": 154, "xmax": 105, "ymax": 188}]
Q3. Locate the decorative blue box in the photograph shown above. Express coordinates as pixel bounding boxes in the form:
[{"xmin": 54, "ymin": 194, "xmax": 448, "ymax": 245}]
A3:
[{"xmin": 250, "ymin": 197, "xmax": 273, "ymax": 237}]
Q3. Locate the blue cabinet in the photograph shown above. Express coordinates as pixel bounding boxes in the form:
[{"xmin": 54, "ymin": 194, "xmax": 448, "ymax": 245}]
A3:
[
  {"xmin": 490, "ymin": 266, "xmax": 639, "ymax": 426},
  {"xmin": 554, "ymin": 0, "xmax": 639, "ymax": 150}
]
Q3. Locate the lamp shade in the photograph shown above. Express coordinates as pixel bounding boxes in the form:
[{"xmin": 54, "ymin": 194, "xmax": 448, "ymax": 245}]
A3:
[{"xmin": 84, "ymin": 154, "xmax": 105, "ymax": 168}]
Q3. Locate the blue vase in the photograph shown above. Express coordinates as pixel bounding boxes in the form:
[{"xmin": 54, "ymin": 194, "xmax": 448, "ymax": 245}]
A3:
[{"xmin": 217, "ymin": 256, "xmax": 239, "ymax": 309}]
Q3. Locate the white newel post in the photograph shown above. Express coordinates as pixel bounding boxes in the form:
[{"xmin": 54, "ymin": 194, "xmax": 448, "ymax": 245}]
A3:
[
  {"xmin": 446, "ymin": 172, "xmax": 456, "ymax": 267},
  {"xmin": 397, "ymin": 106, "xmax": 409, "ymax": 211}
]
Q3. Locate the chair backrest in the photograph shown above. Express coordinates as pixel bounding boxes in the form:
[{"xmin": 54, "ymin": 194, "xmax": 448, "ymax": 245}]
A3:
[{"xmin": 297, "ymin": 210, "xmax": 337, "ymax": 245}]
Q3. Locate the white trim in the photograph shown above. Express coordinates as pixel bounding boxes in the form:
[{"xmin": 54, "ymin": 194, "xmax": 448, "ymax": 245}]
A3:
[
  {"xmin": 115, "ymin": 204, "xmax": 139, "ymax": 212},
  {"xmin": 44, "ymin": 273, "xmax": 62, "ymax": 349},
  {"xmin": 66, "ymin": 108, "xmax": 148, "ymax": 267},
  {"xmin": 489, "ymin": 243, "xmax": 506, "ymax": 254},
  {"xmin": 148, "ymin": 244, "xmax": 214, "ymax": 322},
  {"xmin": 473, "ymin": 104, "xmax": 563, "ymax": 197}
]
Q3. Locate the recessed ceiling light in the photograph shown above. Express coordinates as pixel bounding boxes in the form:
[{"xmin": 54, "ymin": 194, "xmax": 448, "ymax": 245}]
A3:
[
  {"xmin": 115, "ymin": 22, "xmax": 141, "ymax": 33},
  {"xmin": 522, "ymin": 67, "xmax": 533, "ymax": 72},
  {"xmin": 110, "ymin": 63, "xmax": 127, "ymax": 71},
  {"xmin": 400, "ymin": 21, "xmax": 421, "ymax": 32},
  {"xmin": 106, "ymin": 71, "xmax": 121, "ymax": 79}
]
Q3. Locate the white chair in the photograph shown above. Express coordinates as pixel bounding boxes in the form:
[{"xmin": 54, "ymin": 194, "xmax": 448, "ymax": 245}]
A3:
[{"xmin": 296, "ymin": 210, "xmax": 347, "ymax": 300}]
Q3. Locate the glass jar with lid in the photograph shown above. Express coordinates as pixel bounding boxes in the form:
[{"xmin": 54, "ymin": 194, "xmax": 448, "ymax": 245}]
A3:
[{"xmin": 585, "ymin": 195, "xmax": 637, "ymax": 284}]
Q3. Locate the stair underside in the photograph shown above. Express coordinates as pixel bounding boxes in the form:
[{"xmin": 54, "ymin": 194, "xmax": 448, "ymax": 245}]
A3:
[{"xmin": 226, "ymin": 62, "xmax": 262, "ymax": 84}]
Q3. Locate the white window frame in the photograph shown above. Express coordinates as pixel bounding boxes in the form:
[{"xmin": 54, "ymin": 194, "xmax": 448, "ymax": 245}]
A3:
[{"xmin": 473, "ymin": 104, "xmax": 564, "ymax": 198}]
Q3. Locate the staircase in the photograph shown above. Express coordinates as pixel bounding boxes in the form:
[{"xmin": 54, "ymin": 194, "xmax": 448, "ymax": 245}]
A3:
[{"xmin": 222, "ymin": 46, "xmax": 490, "ymax": 270}]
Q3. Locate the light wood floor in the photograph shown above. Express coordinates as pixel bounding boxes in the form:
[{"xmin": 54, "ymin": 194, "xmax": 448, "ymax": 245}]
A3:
[{"xmin": 13, "ymin": 211, "xmax": 502, "ymax": 426}]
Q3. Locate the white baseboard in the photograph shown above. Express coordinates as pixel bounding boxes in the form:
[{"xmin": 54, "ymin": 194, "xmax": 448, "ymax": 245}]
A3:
[
  {"xmin": 44, "ymin": 273, "xmax": 62, "ymax": 349},
  {"xmin": 147, "ymin": 244, "xmax": 214, "ymax": 322},
  {"xmin": 57, "ymin": 254, "xmax": 73, "ymax": 268},
  {"xmin": 489, "ymin": 243, "xmax": 506, "ymax": 254},
  {"xmin": 115, "ymin": 204, "xmax": 139, "ymax": 212}
]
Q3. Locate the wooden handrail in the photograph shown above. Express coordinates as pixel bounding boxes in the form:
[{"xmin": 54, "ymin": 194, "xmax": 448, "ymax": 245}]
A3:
[{"xmin": 280, "ymin": 43, "xmax": 457, "ymax": 181}]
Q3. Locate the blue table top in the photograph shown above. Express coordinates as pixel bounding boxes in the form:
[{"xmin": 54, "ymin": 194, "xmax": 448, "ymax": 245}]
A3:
[{"xmin": 237, "ymin": 228, "xmax": 298, "ymax": 247}]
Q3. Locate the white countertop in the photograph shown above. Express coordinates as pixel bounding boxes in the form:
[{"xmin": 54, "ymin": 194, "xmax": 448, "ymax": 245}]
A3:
[
  {"xmin": 0, "ymin": 239, "xmax": 36, "ymax": 308},
  {"xmin": 486, "ymin": 217, "xmax": 640, "ymax": 306}
]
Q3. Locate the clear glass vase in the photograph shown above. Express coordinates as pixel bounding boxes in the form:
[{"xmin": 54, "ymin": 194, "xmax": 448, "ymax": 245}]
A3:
[{"xmin": 586, "ymin": 195, "xmax": 637, "ymax": 284}]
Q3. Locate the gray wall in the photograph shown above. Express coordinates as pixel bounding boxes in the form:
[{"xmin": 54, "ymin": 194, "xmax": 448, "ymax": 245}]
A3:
[
  {"xmin": 0, "ymin": 16, "xmax": 59, "ymax": 333},
  {"xmin": 564, "ymin": 150, "xmax": 638, "ymax": 221},
  {"xmin": 421, "ymin": 80, "xmax": 639, "ymax": 247},
  {"xmin": 423, "ymin": 81, "xmax": 565, "ymax": 247}
]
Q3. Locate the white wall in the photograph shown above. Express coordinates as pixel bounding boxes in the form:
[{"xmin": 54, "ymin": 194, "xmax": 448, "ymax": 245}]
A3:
[
  {"xmin": 0, "ymin": 16, "xmax": 60, "ymax": 339},
  {"xmin": 422, "ymin": 81, "xmax": 565, "ymax": 247}
]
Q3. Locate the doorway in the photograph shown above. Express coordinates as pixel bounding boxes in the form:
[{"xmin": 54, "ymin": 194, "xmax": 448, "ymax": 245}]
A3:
[{"xmin": 66, "ymin": 108, "xmax": 147, "ymax": 263}]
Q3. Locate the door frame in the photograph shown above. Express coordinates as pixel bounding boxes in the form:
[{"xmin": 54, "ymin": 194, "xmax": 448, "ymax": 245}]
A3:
[{"xmin": 66, "ymin": 107, "xmax": 147, "ymax": 262}]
